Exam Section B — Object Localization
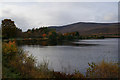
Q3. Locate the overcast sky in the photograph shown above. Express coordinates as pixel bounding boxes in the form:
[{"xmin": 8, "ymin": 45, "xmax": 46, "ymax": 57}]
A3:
[{"xmin": 0, "ymin": 2, "xmax": 118, "ymax": 31}]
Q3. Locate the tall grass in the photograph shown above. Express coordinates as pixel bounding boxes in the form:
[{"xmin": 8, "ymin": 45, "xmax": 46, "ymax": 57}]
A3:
[{"xmin": 86, "ymin": 61, "xmax": 119, "ymax": 78}]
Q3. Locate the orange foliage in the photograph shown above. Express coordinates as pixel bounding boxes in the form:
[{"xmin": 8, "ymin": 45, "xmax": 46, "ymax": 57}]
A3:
[
  {"xmin": 42, "ymin": 34, "xmax": 47, "ymax": 37},
  {"xmin": 3, "ymin": 41, "xmax": 17, "ymax": 56}
]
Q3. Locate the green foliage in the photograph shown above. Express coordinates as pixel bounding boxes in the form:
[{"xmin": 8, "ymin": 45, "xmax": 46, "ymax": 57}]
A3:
[
  {"xmin": 57, "ymin": 33, "xmax": 64, "ymax": 41},
  {"xmin": 66, "ymin": 35, "xmax": 74, "ymax": 40},
  {"xmin": 3, "ymin": 66, "xmax": 22, "ymax": 78},
  {"xmin": 48, "ymin": 31, "xmax": 57, "ymax": 44},
  {"xmin": 75, "ymin": 31, "xmax": 79, "ymax": 37}
]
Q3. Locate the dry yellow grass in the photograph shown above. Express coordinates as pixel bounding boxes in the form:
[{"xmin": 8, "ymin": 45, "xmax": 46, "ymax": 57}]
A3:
[{"xmin": 86, "ymin": 61, "xmax": 119, "ymax": 78}]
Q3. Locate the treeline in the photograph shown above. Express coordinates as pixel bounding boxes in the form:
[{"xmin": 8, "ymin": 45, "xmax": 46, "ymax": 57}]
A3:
[
  {"xmin": 2, "ymin": 19, "xmax": 80, "ymax": 41},
  {"xmin": 2, "ymin": 19, "xmax": 104, "ymax": 41}
]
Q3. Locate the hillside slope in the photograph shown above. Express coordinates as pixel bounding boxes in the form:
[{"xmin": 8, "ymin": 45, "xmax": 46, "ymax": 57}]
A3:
[{"xmin": 49, "ymin": 22, "xmax": 119, "ymax": 35}]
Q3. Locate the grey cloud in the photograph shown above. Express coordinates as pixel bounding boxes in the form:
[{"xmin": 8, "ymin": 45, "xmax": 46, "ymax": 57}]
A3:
[{"xmin": 0, "ymin": 2, "xmax": 118, "ymax": 31}]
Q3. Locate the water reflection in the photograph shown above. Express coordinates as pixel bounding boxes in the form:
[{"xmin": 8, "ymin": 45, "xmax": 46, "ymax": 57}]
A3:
[{"xmin": 17, "ymin": 39, "xmax": 99, "ymax": 47}]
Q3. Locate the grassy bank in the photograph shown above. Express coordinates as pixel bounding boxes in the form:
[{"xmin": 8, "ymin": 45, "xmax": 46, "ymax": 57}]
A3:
[{"xmin": 2, "ymin": 41, "xmax": 119, "ymax": 78}]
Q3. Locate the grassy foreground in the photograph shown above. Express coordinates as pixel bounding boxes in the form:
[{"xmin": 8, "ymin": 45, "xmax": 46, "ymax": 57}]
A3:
[{"xmin": 2, "ymin": 41, "xmax": 119, "ymax": 78}]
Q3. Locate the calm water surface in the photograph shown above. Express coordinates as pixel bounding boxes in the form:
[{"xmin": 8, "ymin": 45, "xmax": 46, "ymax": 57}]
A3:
[{"xmin": 21, "ymin": 38, "xmax": 118, "ymax": 74}]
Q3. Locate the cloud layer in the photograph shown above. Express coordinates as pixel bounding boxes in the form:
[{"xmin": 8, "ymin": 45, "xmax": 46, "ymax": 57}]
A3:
[{"xmin": 0, "ymin": 2, "xmax": 118, "ymax": 31}]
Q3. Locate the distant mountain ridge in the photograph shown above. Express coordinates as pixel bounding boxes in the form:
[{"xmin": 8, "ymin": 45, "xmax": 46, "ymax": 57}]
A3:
[{"xmin": 48, "ymin": 22, "xmax": 119, "ymax": 35}]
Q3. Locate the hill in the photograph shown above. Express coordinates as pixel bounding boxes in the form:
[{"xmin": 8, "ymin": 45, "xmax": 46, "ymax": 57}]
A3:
[{"xmin": 49, "ymin": 22, "xmax": 119, "ymax": 36}]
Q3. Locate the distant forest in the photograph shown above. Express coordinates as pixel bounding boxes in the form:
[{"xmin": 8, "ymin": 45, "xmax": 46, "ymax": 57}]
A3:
[
  {"xmin": 2, "ymin": 19, "xmax": 81, "ymax": 42},
  {"xmin": 2, "ymin": 19, "xmax": 119, "ymax": 40}
]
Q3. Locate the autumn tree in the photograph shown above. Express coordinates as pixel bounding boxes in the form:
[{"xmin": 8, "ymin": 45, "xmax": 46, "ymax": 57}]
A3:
[{"xmin": 2, "ymin": 19, "xmax": 22, "ymax": 39}]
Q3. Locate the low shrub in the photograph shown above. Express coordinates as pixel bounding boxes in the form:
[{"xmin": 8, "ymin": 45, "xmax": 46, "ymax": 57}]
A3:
[{"xmin": 2, "ymin": 41, "xmax": 53, "ymax": 78}]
